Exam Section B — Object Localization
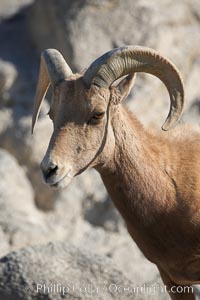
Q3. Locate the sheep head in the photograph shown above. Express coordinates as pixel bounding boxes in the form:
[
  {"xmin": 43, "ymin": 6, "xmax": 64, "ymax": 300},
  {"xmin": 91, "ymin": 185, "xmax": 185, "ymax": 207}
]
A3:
[{"xmin": 32, "ymin": 46, "xmax": 184, "ymax": 188}]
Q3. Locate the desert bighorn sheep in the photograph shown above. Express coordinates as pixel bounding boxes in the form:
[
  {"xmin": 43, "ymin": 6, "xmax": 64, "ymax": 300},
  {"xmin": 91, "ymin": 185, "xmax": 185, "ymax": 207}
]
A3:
[{"xmin": 32, "ymin": 45, "xmax": 200, "ymax": 299}]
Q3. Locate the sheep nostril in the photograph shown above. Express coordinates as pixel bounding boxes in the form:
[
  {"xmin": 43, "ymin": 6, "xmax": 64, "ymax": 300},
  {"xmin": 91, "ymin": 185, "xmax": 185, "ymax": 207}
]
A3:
[{"xmin": 44, "ymin": 164, "xmax": 58, "ymax": 179}]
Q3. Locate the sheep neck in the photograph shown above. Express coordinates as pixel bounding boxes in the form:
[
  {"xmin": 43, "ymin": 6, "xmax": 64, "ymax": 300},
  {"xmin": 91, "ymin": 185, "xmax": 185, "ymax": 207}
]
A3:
[{"xmin": 98, "ymin": 105, "xmax": 174, "ymax": 229}]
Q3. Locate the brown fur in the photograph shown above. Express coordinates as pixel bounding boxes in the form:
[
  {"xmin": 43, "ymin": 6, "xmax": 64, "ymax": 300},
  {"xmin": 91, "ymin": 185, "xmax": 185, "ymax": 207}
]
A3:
[{"xmin": 40, "ymin": 74, "xmax": 200, "ymax": 299}]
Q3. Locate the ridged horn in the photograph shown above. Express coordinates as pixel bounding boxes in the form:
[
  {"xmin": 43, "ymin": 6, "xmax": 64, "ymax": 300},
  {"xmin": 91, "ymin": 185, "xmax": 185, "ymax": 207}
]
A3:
[
  {"xmin": 84, "ymin": 45, "xmax": 184, "ymax": 130},
  {"xmin": 32, "ymin": 49, "xmax": 72, "ymax": 134}
]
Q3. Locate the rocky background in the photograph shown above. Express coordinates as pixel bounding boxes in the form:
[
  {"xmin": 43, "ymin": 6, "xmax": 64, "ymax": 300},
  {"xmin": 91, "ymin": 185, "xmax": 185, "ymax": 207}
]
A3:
[{"xmin": 0, "ymin": 0, "xmax": 200, "ymax": 299}]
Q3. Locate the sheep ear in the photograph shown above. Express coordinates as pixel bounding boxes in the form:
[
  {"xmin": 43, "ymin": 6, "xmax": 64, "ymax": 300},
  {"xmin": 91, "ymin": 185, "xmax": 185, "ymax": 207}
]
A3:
[{"xmin": 111, "ymin": 74, "xmax": 136, "ymax": 105}]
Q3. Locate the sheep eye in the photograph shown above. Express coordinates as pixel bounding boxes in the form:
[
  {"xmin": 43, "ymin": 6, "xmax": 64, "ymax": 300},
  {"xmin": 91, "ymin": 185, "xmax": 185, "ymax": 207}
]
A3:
[
  {"xmin": 87, "ymin": 112, "xmax": 105, "ymax": 125},
  {"xmin": 92, "ymin": 112, "xmax": 105, "ymax": 120}
]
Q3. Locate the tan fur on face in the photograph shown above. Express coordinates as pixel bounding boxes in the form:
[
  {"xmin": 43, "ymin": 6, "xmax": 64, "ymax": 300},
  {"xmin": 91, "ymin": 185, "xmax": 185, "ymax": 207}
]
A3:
[{"xmin": 42, "ymin": 76, "xmax": 115, "ymax": 180}]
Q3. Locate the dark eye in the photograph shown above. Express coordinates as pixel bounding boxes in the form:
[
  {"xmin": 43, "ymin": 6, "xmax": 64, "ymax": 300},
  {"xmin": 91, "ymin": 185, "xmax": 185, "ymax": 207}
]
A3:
[
  {"xmin": 88, "ymin": 112, "xmax": 105, "ymax": 125},
  {"xmin": 93, "ymin": 112, "xmax": 105, "ymax": 120}
]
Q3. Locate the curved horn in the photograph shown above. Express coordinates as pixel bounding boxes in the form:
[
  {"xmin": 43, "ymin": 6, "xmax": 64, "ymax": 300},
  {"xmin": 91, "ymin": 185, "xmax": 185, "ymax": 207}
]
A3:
[
  {"xmin": 84, "ymin": 46, "xmax": 184, "ymax": 131},
  {"xmin": 32, "ymin": 49, "xmax": 72, "ymax": 134}
]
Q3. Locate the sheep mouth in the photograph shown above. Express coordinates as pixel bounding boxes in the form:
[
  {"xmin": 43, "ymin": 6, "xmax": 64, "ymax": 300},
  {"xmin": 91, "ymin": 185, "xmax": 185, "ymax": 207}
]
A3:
[{"xmin": 49, "ymin": 169, "xmax": 73, "ymax": 188}]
